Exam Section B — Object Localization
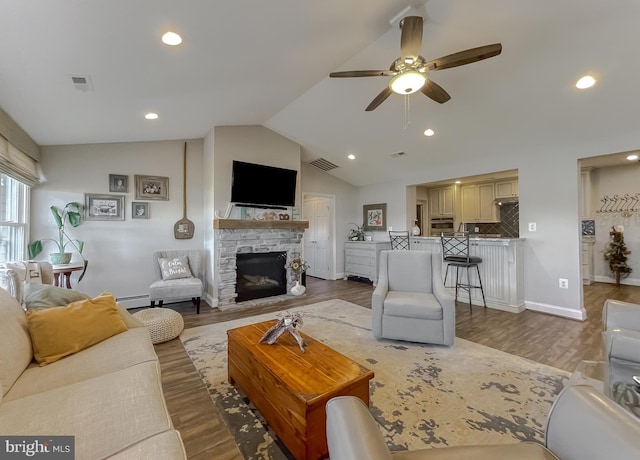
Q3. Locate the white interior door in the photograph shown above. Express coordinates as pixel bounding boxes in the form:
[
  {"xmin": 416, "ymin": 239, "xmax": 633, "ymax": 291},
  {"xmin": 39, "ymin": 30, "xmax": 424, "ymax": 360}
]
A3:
[{"xmin": 303, "ymin": 196, "xmax": 333, "ymax": 279}]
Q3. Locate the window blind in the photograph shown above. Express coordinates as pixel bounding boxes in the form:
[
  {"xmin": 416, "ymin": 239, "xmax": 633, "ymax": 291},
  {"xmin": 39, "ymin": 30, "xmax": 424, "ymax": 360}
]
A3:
[{"xmin": 0, "ymin": 135, "xmax": 41, "ymax": 187}]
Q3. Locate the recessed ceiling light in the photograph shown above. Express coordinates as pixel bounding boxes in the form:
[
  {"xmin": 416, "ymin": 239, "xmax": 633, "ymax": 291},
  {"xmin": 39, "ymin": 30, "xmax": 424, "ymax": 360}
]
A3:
[
  {"xmin": 144, "ymin": 112, "xmax": 159, "ymax": 120},
  {"xmin": 627, "ymin": 154, "xmax": 639, "ymax": 161},
  {"xmin": 347, "ymin": 154, "xmax": 356, "ymax": 160},
  {"xmin": 576, "ymin": 75, "xmax": 596, "ymax": 89},
  {"xmin": 424, "ymin": 128, "xmax": 435, "ymax": 137},
  {"xmin": 455, "ymin": 180, "xmax": 461, "ymax": 184},
  {"xmin": 162, "ymin": 31, "xmax": 182, "ymax": 46}
]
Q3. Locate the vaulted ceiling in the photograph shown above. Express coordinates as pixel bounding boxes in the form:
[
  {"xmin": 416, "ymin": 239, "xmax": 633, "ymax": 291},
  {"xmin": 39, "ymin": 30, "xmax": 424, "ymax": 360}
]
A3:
[{"xmin": 1, "ymin": 0, "xmax": 638, "ymax": 186}]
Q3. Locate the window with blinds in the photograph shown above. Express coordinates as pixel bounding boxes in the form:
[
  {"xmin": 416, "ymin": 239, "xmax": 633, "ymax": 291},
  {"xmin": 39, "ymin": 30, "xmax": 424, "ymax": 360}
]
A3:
[
  {"xmin": 0, "ymin": 135, "xmax": 41, "ymax": 187},
  {"xmin": 0, "ymin": 173, "xmax": 29, "ymax": 262}
]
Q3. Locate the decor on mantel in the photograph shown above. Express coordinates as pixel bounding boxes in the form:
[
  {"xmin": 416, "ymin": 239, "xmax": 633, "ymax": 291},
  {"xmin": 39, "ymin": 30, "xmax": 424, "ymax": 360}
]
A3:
[
  {"xmin": 362, "ymin": 203, "xmax": 387, "ymax": 231},
  {"xmin": 214, "ymin": 202, "xmax": 234, "ymax": 219},
  {"xmin": 604, "ymin": 226, "xmax": 632, "ymax": 285}
]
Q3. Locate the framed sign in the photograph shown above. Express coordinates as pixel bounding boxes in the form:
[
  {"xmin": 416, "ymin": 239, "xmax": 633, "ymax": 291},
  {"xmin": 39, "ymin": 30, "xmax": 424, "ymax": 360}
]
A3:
[
  {"xmin": 363, "ymin": 203, "xmax": 387, "ymax": 231},
  {"xmin": 134, "ymin": 175, "xmax": 169, "ymax": 201},
  {"xmin": 84, "ymin": 194, "xmax": 125, "ymax": 221}
]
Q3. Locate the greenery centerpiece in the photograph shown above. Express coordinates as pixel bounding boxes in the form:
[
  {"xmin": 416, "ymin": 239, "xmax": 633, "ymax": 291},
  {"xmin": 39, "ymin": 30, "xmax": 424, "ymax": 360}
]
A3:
[
  {"xmin": 28, "ymin": 202, "xmax": 89, "ymax": 281},
  {"xmin": 347, "ymin": 223, "xmax": 371, "ymax": 241}
]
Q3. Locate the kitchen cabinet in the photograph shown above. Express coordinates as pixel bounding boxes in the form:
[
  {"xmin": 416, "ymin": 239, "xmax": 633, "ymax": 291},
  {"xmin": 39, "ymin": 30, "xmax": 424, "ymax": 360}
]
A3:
[
  {"xmin": 344, "ymin": 240, "xmax": 390, "ymax": 285},
  {"xmin": 582, "ymin": 236, "xmax": 595, "ymax": 285},
  {"xmin": 495, "ymin": 179, "xmax": 519, "ymax": 199},
  {"xmin": 580, "ymin": 170, "xmax": 592, "ymax": 219},
  {"xmin": 461, "ymin": 183, "xmax": 498, "ymax": 223},
  {"xmin": 429, "ymin": 187, "xmax": 455, "ymax": 216}
]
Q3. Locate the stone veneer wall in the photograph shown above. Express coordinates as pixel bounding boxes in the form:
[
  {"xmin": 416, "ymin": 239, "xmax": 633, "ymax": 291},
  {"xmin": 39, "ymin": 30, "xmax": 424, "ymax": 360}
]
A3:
[{"xmin": 214, "ymin": 227, "xmax": 304, "ymax": 308}]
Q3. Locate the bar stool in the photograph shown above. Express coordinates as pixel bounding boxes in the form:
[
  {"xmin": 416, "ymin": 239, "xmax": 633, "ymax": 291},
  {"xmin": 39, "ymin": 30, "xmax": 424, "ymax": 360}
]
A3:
[
  {"xmin": 389, "ymin": 231, "xmax": 410, "ymax": 250},
  {"xmin": 440, "ymin": 232, "xmax": 486, "ymax": 311}
]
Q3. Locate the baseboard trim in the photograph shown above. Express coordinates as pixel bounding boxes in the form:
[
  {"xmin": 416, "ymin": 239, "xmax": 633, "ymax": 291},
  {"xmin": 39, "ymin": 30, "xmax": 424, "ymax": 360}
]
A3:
[
  {"xmin": 593, "ymin": 275, "xmax": 640, "ymax": 286},
  {"xmin": 116, "ymin": 295, "xmax": 149, "ymax": 309},
  {"xmin": 526, "ymin": 300, "xmax": 586, "ymax": 320}
]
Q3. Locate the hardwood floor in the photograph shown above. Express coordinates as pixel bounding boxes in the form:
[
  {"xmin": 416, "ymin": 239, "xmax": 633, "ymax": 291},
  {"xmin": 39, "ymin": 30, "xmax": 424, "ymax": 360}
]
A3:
[{"xmin": 151, "ymin": 278, "xmax": 640, "ymax": 459}]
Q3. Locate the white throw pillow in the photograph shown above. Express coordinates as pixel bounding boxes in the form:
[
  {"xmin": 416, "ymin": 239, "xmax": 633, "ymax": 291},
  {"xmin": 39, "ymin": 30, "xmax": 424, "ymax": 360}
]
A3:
[{"xmin": 158, "ymin": 255, "xmax": 193, "ymax": 280}]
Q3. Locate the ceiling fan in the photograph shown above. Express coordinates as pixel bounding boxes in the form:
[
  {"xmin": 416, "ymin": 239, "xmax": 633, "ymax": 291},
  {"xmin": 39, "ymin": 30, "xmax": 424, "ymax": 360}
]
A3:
[{"xmin": 329, "ymin": 16, "xmax": 502, "ymax": 111}]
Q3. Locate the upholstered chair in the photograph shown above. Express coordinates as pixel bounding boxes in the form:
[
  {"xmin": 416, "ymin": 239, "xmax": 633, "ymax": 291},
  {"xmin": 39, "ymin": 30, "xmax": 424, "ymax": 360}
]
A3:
[
  {"xmin": 0, "ymin": 261, "xmax": 54, "ymax": 306},
  {"xmin": 149, "ymin": 249, "xmax": 207, "ymax": 314},
  {"xmin": 372, "ymin": 250, "xmax": 455, "ymax": 345},
  {"xmin": 602, "ymin": 298, "xmax": 640, "ymax": 383}
]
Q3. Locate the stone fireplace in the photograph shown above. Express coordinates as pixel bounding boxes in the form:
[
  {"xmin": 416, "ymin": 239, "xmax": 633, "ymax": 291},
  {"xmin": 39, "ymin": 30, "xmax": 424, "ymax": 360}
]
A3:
[{"xmin": 213, "ymin": 219, "xmax": 309, "ymax": 309}]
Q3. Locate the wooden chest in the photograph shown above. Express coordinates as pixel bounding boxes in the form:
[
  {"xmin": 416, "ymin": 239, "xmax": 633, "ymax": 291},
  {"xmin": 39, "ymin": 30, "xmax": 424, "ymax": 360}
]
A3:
[{"xmin": 227, "ymin": 320, "xmax": 374, "ymax": 460}]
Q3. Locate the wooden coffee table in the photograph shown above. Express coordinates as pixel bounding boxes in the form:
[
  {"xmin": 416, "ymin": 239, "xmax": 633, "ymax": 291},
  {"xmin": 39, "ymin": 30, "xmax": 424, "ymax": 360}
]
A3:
[{"xmin": 227, "ymin": 320, "xmax": 374, "ymax": 460}]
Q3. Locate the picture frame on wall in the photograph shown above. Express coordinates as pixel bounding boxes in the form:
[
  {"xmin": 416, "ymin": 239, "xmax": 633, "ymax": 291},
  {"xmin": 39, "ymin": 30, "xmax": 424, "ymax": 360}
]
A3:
[
  {"xmin": 134, "ymin": 175, "xmax": 169, "ymax": 201},
  {"xmin": 84, "ymin": 194, "xmax": 125, "ymax": 221},
  {"xmin": 132, "ymin": 201, "xmax": 149, "ymax": 219},
  {"xmin": 362, "ymin": 203, "xmax": 387, "ymax": 231},
  {"xmin": 109, "ymin": 174, "xmax": 128, "ymax": 193}
]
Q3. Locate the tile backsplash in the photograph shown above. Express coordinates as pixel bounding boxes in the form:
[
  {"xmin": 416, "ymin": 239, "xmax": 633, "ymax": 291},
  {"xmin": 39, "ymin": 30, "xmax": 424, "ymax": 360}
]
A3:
[
  {"xmin": 581, "ymin": 220, "xmax": 595, "ymax": 236},
  {"xmin": 466, "ymin": 202, "xmax": 520, "ymax": 237}
]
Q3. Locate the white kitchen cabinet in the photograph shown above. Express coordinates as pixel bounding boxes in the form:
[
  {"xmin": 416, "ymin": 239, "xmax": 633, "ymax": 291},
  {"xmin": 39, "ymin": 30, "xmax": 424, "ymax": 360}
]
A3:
[
  {"xmin": 495, "ymin": 179, "xmax": 519, "ymax": 198},
  {"xmin": 461, "ymin": 183, "xmax": 498, "ymax": 223},
  {"xmin": 429, "ymin": 187, "xmax": 455, "ymax": 216},
  {"xmin": 344, "ymin": 240, "xmax": 390, "ymax": 285}
]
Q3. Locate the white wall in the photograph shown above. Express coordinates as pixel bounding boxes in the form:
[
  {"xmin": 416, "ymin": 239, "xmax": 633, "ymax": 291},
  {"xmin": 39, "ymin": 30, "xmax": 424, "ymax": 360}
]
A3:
[
  {"xmin": 591, "ymin": 163, "xmax": 640, "ymax": 284},
  {"xmin": 33, "ymin": 140, "xmax": 204, "ymax": 307}
]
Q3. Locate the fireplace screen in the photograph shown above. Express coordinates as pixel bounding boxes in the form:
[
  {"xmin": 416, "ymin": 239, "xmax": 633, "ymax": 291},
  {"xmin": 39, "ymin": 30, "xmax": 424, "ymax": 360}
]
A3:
[{"xmin": 236, "ymin": 252, "xmax": 287, "ymax": 302}]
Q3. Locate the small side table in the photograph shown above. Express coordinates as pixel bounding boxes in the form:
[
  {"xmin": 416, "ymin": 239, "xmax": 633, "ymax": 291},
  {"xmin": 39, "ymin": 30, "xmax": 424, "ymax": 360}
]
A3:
[{"xmin": 52, "ymin": 263, "xmax": 84, "ymax": 289}]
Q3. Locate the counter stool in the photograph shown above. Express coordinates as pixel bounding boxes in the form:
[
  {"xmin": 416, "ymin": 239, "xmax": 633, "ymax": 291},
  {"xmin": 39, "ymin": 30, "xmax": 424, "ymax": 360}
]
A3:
[
  {"xmin": 440, "ymin": 232, "xmax": 486, "ymax": 311},
  {"xmin": 389, "ymin": 231, "xmax": 410, "ymax": 250},
  {"xmin": 133, "ymin": 307, "xmax": 184, "ymax": 344}
]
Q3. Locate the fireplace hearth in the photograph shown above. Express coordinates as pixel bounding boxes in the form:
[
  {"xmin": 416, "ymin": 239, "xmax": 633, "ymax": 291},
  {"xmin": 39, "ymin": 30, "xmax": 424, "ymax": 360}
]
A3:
[{"xmin": 236, "ymin": 252, "xmax": 286, "ymax": 302}]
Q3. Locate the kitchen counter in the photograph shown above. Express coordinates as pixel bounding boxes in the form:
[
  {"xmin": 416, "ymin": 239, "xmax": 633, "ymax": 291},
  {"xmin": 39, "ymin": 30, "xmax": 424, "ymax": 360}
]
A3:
[{"xmin": 409, "ymin": 236, "xmax": 525, "ymax": 313}]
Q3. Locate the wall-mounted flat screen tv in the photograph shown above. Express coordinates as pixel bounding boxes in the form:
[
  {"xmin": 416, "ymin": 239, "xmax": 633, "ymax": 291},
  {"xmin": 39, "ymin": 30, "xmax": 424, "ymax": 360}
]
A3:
[{"xmin": 231, "ymin": 160, "xmax": 297, "ymax": 209}]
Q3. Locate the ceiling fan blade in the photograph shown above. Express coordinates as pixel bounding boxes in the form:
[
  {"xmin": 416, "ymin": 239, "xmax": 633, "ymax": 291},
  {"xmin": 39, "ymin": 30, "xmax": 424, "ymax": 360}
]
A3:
[
  {"xmin": 400, "ymin": 16, "xmax": 423, "ymax": 62},
  {"xmin": 329, "ymin": 70, "xmax": 395, "ymax": 78},
  {"xmin": 425, "ymin": 43, "xmax": 502, "ymax": 71},
  {"xmin": 365, "ymin": 87, "xmax": 393, "ymax": 111},
  {"xmin": 420, "ymin": 79, "xmax": 451, "ymax": 104}
]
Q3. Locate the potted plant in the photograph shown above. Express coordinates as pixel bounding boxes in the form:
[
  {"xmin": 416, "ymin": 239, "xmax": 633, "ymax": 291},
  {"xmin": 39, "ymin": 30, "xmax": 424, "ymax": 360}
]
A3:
[
  {"xmin": 347, "ymin": 223, "xmax": 370, "ymax": 241},
  {"xmin": 28, "ymin": 202, "xmax": 89, "ymax": 281}
]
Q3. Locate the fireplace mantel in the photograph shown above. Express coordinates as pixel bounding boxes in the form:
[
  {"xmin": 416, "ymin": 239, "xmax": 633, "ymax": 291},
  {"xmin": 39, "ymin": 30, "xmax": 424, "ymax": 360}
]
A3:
[{"xmin": 213, "ymin": 219, "xmax": 309, "ymax": 230}]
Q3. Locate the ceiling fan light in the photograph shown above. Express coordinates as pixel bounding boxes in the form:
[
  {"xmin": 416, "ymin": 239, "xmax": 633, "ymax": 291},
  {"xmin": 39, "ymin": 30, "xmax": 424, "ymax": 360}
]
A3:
[{"xmin": 390, "ymin": 71, "xmax": 426, "ymax": 95}]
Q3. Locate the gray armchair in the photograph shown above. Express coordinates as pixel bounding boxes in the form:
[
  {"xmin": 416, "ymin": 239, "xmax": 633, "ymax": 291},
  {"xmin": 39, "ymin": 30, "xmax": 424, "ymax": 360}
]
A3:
[
  {"xmin": 326, "ymin": 385, "xmax": 640, "ymax": 460},
  {"xmin": 602, "ymin": 298, "xmax": 640, "ymax": 382},
  {"xmin": 372, "ymin": 250, "xmax": 455, "ymax": 345},
  {"xmin": 149, "ymin": 249, "xmax": 207, "ymax": 314}
]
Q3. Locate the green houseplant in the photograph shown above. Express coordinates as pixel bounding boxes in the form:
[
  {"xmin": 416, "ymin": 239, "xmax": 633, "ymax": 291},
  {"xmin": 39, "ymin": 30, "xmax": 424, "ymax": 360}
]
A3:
[{"xmin": 28, "ymin": 202, "xmax": 88, "ymax": 281}]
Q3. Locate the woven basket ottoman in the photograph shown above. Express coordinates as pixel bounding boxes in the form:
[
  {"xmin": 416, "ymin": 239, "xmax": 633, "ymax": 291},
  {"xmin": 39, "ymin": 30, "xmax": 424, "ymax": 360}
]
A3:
[{"xmin": 133, "ymin": 308, "xmax": 184, "ymax": 344}]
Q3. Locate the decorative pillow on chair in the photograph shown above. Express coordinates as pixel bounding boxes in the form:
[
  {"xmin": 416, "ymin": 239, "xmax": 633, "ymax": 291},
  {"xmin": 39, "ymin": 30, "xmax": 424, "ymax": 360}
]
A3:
[
  {"xmin": 158, "ymin": 255, "xmax": 193, "ymax": 280},
  {"xmin": 24, "ymin": 283, "xmax": 90, "ymax": 310},
  {"xmin": 26, "ymin": 291, "xmax": 128, "ymax": 366}
]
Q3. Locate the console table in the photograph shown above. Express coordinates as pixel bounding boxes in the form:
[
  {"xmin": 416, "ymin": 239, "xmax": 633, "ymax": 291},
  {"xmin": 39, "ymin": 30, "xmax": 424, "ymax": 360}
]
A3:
[
  {"xmin": 52, "ymin": 263, "xmax": 84, "ymax": 289},
  {"xmin": 344, "ymin": 240, "xmax": 390, "ymax": 285}
]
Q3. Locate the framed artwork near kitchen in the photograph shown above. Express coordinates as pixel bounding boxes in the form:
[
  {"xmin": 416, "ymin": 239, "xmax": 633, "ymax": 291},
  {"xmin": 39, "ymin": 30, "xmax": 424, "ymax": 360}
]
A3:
[
  {"xmin": 132, "ymin": 201, "xmax": 149, "ymax": 219},
  {"xmin": 134, "ymin": 175, "xmax": 169, "ymax": 201},
  {"xmin": 84, "ymin": 194, "xmax": 125, "ymax": 221},
  {"xmin": 362, "ymin": 203, "xmax": 387, "ymax": 231}
]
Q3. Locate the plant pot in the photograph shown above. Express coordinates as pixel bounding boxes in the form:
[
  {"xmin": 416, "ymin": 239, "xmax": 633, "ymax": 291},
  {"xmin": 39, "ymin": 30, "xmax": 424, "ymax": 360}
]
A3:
[
  {"xmin": 291, "ymin": 280, "xmax": 306, "ymax": 296},
  {"xmin": 50, "ymin": 252, "xmax": 72, "ymax": 264}
]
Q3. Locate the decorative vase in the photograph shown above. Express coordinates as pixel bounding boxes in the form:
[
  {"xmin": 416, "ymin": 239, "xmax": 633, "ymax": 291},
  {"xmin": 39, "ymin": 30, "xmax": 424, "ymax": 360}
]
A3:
[
  {"xmin": 291, "ymin": 280, "xmax": 306, "ymax": 296},
  {"xmin": 50, "ymin": 252, "xmax": 72, "ymax": 264}
]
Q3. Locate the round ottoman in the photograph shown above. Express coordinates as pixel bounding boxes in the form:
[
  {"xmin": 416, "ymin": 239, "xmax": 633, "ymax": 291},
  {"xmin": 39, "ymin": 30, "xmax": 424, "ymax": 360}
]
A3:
[{"xmin": 133, "ymin": 308, "xmax": 184, "ymax": 344}]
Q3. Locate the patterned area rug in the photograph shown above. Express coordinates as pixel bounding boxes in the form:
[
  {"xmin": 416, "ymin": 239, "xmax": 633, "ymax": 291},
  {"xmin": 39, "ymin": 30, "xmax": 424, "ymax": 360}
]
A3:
[{"xmin": 180, "ymin": 299, "xmax": 569, "ymax": 459}]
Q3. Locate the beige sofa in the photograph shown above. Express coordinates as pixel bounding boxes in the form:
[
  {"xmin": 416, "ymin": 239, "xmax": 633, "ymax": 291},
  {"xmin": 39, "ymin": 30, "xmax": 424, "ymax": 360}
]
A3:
[{"xmin": 0, "ymin": 266, "xmax": 186, "ymax": 459}]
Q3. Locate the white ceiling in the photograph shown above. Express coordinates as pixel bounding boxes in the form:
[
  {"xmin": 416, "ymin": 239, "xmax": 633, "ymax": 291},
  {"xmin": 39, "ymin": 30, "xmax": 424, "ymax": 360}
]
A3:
[{"xmin": 1, "ymin": 0, "xmax": 639, "ymax": 187}]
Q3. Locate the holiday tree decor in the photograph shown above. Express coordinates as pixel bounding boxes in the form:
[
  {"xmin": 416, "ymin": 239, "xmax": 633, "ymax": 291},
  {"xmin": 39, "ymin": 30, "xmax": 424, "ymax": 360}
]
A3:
[{"xmin": 604, "ymin": 226, "xmax": 632, "ymax": 286}]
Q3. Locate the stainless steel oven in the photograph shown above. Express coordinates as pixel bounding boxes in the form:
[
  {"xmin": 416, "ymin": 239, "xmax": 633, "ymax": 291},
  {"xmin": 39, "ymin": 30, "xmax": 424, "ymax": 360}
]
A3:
[{"xmin": 430, "ymin": 217, "xmax": 455, "ymax": 236}]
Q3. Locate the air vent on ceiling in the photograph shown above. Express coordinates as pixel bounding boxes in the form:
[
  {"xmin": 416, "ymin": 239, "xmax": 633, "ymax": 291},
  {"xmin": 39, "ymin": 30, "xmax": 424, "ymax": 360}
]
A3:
[
  {"xmin": 70, "ymin": 75, "xmax": 94, "ymax": 92},
  {"xmin": 390, "ymin": 151, "xmax": 407, "ymax": 158},
  {"xmin": 308, "ymin": 158, "xmax": 339, "ymax": 171}
]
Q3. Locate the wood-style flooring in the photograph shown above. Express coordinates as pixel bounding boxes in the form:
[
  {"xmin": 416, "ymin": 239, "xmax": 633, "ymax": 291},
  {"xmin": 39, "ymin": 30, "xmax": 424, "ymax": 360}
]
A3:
[{"xmin": 151, "ymin": 278, "xmax": 640, "ymax": 459}]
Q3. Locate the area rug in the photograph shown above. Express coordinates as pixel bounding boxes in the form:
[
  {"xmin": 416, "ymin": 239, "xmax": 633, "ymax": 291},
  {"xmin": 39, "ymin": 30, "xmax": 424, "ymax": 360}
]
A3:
[{"xmin": 180, "ymin": 299, "xmax": 569, "ymax": 459}]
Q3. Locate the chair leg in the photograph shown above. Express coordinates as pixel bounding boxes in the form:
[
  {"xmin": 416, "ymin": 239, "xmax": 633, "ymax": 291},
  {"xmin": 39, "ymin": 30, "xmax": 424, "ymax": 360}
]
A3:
[
  {"xmin": 444, "ymin": 264, "xmax": 451, "ymax": 287},
  {"xmin": 150, "ymin": 300, "xmax": 156, "ymax": 308},
  {"xmin": 454, "ymin": 266, "xmax": 460, "ymax": 302},
  {"xmin": 476, "ymin": 265, "xmax": 487, "ymax": 308},
  {"xmin": 466, "ymin": 266, "xmax": 473, "ymax": 312},
  {"xmin": 158, "ymin": 300, "xmax": 163, "ymax": 308},
  {"xmin": 195, "ymin": 297, "xmax": 201, "ymax": 314}
]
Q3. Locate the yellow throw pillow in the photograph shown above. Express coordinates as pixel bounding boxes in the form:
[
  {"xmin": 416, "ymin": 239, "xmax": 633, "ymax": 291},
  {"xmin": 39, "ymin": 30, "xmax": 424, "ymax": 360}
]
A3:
[{"xmin": 26, "ymin": 291, "xmax": 128, "ymax": 366}]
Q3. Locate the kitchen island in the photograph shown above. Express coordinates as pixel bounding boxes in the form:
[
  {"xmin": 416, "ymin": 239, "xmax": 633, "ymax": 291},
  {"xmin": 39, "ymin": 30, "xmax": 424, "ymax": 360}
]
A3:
[{"xmin": 410, "ymin": 236, "xmax": 525, "ymax": 313}]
